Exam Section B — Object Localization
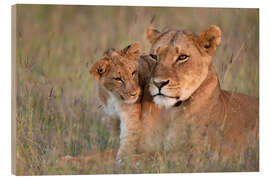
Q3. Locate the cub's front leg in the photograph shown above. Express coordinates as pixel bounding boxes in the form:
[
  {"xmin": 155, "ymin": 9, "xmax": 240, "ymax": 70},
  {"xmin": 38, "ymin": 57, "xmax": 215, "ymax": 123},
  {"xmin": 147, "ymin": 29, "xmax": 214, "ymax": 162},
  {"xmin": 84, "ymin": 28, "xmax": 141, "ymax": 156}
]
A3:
[{"xmin": 116, "ymin": 103, "xmax": 142, "ymax": 164}]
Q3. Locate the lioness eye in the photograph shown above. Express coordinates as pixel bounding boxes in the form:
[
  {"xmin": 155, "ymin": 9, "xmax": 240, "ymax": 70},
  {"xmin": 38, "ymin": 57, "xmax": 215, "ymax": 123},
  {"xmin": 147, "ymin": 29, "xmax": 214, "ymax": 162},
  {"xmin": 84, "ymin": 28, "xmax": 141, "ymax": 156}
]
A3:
[
  {"xmin": 150, "ymin": 54, "xmax": 158, "ymax": 61},
  {"xmin": 176, "ymin": 54, "xmax": 189, "ymax": 62}
]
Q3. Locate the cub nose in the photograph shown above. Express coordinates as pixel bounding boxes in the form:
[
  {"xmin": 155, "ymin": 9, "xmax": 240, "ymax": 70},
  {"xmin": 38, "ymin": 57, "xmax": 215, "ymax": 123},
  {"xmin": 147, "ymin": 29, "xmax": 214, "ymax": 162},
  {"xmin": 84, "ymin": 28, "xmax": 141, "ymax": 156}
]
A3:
[{"xmin": 153, "ymin": 79, "xmax": 170, "ymax": 89}]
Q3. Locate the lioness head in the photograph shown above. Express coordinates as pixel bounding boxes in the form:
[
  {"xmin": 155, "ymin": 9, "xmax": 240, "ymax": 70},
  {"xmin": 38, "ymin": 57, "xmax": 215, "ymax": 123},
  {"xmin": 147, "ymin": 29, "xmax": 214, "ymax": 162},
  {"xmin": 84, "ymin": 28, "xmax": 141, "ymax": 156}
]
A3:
[
  {"xmin": 90, "ymin": 42, "xmax": 141, "ymax": 104},
  {"xmin": 146, "ymin": 24, "xmax": 221, "ymax": 108}
]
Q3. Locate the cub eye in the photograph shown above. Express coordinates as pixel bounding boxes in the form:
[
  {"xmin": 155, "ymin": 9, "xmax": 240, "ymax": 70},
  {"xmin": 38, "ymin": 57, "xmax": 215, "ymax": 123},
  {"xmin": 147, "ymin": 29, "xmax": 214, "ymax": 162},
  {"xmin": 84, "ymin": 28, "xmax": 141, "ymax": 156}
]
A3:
[
  {"xmin": 176, "ymin": 54, "xmax": 189, "ymax": 62},
  {"xmin": 132, "ymin": 71, "xmax": 137, "ymax": 77},
  {"xmin": 150, "ymin": 54, "xmax": 158, "ymax": 61},
  {"xmin": 113, "ymin": 77, "xmax": 123, "ymax": 83}
]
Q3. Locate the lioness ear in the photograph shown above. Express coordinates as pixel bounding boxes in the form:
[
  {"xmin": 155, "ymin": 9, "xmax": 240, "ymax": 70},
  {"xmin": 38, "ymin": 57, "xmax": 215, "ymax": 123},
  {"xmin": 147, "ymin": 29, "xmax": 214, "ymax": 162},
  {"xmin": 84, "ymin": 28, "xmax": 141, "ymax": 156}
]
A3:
[
  {"xmin": 198, "ymin": 25, "xmax": 221, "ymax": 55},
  {"xmin": 146, "ymin": 24, "xmax": 161, "ymax": 44},
  {"xmin": 121, "ymin": 42, "xmax": 141, "ymax": 61},
  {"xmin": 90, "ymin": 60, "xmax": 110, "ymax": 80}
]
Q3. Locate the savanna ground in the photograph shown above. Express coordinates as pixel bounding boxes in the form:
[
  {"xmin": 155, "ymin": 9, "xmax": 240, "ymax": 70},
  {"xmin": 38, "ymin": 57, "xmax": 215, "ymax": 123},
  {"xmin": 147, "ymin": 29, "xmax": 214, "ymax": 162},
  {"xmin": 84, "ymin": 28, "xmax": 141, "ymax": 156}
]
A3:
[{"xmin": 14, "ymin": 5, "xmax": 259, "ymax": 175}]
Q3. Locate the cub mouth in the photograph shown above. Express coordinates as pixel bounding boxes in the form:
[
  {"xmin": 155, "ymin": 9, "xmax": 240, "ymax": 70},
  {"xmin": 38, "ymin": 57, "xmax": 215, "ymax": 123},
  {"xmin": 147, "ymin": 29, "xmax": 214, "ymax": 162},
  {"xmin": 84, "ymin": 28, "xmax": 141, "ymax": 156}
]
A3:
[{"xmin": 120, "ymin": 94, "xmax": 140, "ymax": 104}]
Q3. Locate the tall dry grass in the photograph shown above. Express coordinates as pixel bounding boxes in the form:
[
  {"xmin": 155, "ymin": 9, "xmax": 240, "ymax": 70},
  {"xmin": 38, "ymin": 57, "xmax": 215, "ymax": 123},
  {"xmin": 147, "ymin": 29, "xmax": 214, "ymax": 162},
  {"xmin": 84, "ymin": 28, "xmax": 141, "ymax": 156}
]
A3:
[{"xmin": 14, "ymin": 5, "xmax": 259, "ymax": 175}]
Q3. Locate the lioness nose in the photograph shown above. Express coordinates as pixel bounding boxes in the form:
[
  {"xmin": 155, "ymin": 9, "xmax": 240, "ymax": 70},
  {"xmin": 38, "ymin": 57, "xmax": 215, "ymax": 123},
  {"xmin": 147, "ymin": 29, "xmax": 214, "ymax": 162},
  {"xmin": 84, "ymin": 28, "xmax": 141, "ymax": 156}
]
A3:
[{"xmin": 153, "ymin": 80, "xmax": 170, "ymax": 89}]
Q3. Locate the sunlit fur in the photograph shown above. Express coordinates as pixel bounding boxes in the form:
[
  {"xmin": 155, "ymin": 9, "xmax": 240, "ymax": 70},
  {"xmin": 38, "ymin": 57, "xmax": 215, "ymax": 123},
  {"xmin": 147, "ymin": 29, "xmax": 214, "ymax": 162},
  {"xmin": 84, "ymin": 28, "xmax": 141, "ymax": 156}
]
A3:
[
  {"xmin": 137, "ymin": 24, "xmax": 259, "ymax": 169},
  {"xmin": 90, "ymin": 43, "xmax": 156, "ymax": 164},
  {"xmin": 90, "ymin": 43, "xmax": 143, "ymax": 163},
  {"xmin": 69, "ymin": 25, "xmax": 258, "ymax": 171}
]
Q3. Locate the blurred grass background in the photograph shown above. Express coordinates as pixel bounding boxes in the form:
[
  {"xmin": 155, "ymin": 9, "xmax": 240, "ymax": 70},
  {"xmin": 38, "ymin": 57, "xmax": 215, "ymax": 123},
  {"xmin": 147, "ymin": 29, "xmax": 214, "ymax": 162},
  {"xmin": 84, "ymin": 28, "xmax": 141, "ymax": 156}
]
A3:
[{"xmin": 15, "ymin": 4, "xmax": 259, "ymax": 175}]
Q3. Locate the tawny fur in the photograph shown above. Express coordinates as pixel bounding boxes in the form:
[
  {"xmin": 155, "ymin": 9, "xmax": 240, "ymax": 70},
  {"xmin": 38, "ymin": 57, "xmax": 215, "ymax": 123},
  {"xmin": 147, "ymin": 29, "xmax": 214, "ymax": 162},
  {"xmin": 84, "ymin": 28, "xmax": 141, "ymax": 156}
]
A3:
[
  {"xmin": 136, "ymin": 24, "xmax": 259, "ymax": 170},
  {"xmin": 60, "ymin": 25, "xmax": 258, "ymax": 171},
  {"xmin": 89, "ymin": 43, "xmax": 155, "ymax": 163}
]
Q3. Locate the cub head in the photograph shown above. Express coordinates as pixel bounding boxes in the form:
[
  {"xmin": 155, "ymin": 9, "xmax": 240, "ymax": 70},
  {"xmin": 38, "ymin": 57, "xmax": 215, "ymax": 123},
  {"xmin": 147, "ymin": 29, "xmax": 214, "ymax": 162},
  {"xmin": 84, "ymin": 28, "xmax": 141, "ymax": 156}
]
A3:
[
  {"xmin": 146, "ymin": 24, "xmax": 221, "ymax": 108},
  {"xmin": 90, "ymin": 42, "xmax": 141, "ymax": 104}
]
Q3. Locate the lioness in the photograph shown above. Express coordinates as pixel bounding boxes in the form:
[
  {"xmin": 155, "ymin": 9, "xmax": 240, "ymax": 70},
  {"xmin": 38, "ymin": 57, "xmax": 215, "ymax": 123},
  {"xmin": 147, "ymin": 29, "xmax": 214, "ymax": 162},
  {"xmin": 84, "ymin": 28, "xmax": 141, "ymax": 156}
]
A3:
[
  {"xmin": 90, "ymin": 42, "xmax": 153, "ymax": 163},
  {"xmin": 137, "ymin": 24, "xmax": 259, "ymax": 170}
]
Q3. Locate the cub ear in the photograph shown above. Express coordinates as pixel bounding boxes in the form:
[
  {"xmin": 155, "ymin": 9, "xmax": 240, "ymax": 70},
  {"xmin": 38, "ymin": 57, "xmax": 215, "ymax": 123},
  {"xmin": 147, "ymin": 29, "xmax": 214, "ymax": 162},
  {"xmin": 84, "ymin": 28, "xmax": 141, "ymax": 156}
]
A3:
[
  {"xmin": 146, "ymin": 24, "xmax": 161, "ymax": 44},
  {"xmin": 121, "ymin": 42, "xmax": 141, "ymax": 61},
  {"xmin": 90, "ymin": 60, "xmax": 110, "ymax": 80},
  {"xmin": 198, "ymin": 25, "xmax": 221, "ymax": 55}
]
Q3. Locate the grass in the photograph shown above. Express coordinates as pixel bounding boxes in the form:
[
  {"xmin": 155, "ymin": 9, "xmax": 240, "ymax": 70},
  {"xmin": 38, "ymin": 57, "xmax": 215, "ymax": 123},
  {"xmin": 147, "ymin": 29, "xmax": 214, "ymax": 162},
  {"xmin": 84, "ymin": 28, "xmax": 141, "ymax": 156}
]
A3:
[{"xmin": 14, "ymin": 5, "xmax": 259, "ymax": 175}]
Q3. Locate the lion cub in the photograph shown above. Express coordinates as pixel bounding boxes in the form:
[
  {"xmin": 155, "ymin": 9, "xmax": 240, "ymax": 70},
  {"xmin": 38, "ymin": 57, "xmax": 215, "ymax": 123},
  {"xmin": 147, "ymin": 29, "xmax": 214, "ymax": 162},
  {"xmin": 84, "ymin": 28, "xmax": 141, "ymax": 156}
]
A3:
[{"xmin": 90, "ymin": 42, "xmax": 153, "ymax": 163}]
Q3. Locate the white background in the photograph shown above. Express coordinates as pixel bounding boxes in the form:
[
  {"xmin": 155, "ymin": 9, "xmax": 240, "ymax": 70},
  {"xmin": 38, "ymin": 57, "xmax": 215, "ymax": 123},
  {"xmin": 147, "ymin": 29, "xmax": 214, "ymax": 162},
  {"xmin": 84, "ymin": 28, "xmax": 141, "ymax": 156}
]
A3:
[{"xmin": 1, "ymin": 0, "xmax": 269, "ymax": 179}]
